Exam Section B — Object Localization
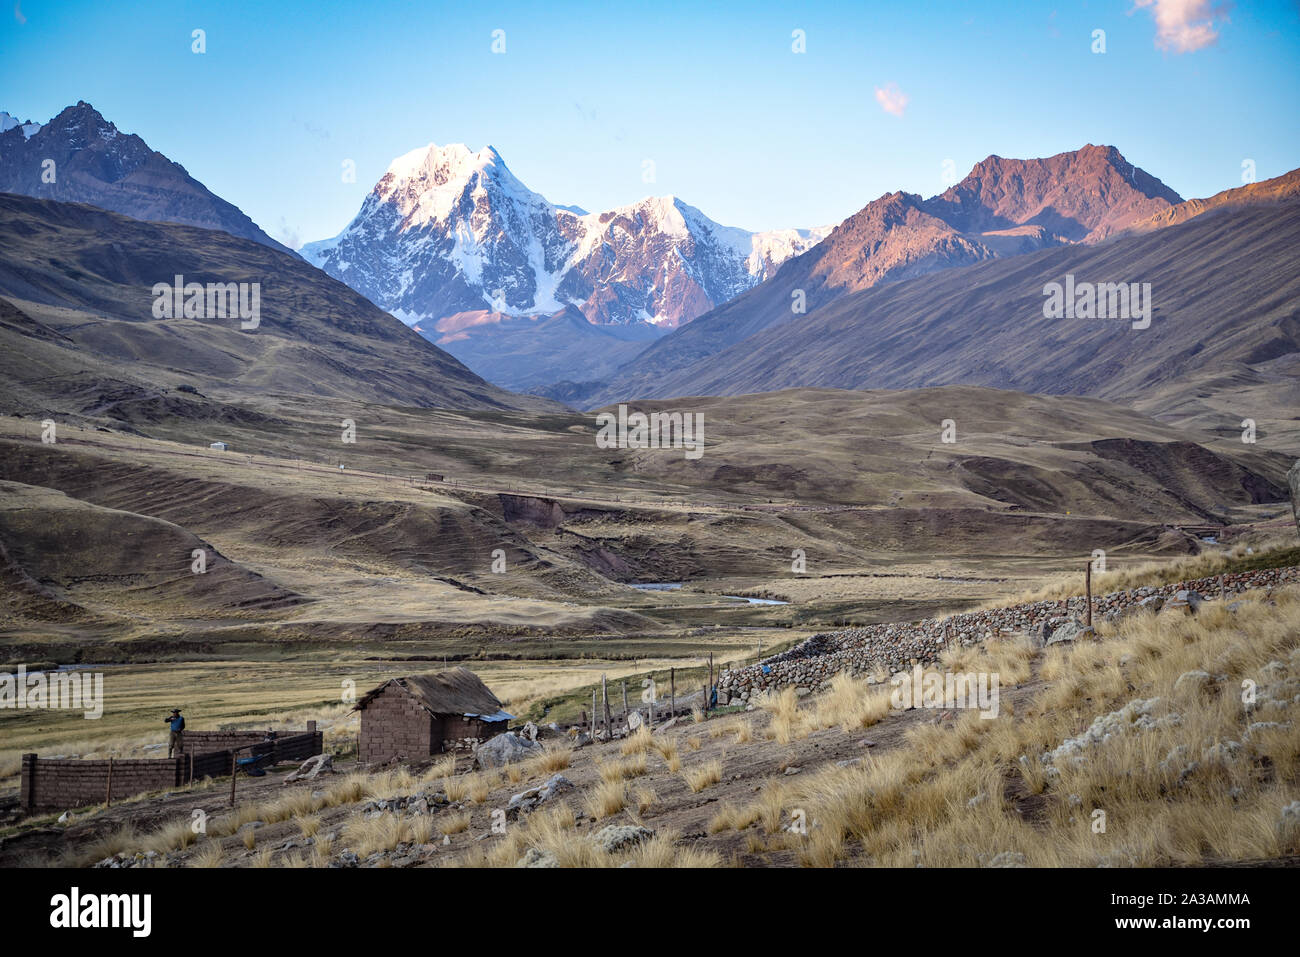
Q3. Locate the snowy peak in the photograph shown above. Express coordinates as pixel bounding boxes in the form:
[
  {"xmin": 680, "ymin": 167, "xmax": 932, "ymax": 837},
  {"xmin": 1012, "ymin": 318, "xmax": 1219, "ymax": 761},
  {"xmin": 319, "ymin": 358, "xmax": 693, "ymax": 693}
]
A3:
[
  {"xmin": 303, "ymin": 142, "xmax": 827, "ymax": 331},
  {"xmin": 0, "ymin": 110, "xmax": 41, "ymax": 139}
]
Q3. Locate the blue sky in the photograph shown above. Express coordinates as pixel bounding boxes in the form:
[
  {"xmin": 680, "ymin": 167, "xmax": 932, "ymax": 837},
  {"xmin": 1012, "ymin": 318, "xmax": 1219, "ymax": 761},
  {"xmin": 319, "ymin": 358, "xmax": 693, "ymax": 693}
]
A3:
[{"xmin": 3, "ymin": 0, "xmax": 1298, "ymax": 246}]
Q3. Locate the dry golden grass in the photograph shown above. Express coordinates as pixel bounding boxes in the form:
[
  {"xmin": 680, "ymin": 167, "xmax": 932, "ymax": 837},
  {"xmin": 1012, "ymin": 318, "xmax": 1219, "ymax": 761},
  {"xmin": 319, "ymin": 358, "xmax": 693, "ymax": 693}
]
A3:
[
  {"xmin": 468, "ymin": 776, "xmax": 494, "ymax": 804},
  {"xmin": 807, "ymin": 671, "xmax": 894, "ymax": 732},
  {"xmin": 980, "ymin": 538, "xmax": 1295, "ymax": 609},
  {"xmin": 408, "ymin": 816, "xmax": 434, "ymax": 846},
  {"xmin": 729, "ymin": 583, "xmax": 1300, "ymax": 866},
  {"xmin": 530, "ymin": 747, "xmax": 572, "ymax": 774},
  {"xmin": 342, "ymin": 813, "xmax": 406, "ymax": 856},
  {"xmin": 187, "ymin": 840, "xmax": 224, "ymax": 869},
  {"xmin": 584, "ymin": 779, "xmax": 627, "ymax": 819},
  {"xmin": 621, "ymin": 727, "xmax": 655, "ymax": 755},
  {"xmin": 138, "ymin": 817, "xmax": 200, "ymax": 855},
  {"xmin": 618, "ymin": 832, "xmax": 724, "ymax": 868},
  {"xmin": 422, "ymin": 755, "xmax": 458, "ymax": 782},
  {"xmin": 762, "ymin": 687, "xmax": 801, "ymax": 744},
  {"xmin": 634, "ymin": 786, "xmax": 657, "ymax": 815},
  {"xmin": 682, "ymin": 759, "xmax": 723, "ymax": 793},
  {"xmin": 437, "ymin": 811, "xmax": 472, "ymax": 836}
]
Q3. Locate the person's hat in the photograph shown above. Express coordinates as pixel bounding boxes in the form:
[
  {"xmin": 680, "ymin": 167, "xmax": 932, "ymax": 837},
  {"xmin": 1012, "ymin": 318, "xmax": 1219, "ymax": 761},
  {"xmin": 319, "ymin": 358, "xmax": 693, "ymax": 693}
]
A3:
[{"xmin": 170, "ymin": 708, "xmax": 181, "ymax": 714}]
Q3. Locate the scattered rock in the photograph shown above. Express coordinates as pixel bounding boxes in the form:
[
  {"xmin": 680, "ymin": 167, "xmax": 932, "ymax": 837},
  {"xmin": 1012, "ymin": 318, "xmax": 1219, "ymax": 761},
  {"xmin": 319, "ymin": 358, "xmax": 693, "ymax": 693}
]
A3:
[
  {"xmin": 474, "ymin": 732, "xmax": 543, "ymax": 769},
  {"xmin": 1172, "ymin": 670, "xmax": 1215, "ymax": 700},
  {"xmin": 985, "ymin": 851, "xmax": 1027, "ymax": 868},
  {"xmin": 285, "ymin": 753, "xmax": 333, "ymax": 782},
  {"xmin": 517, "ymin": 847, "xmax": 559, "ymax": 868},
  {"xmin": 592, "ymin": 824, "xmax": 653, "ymax": 854}
]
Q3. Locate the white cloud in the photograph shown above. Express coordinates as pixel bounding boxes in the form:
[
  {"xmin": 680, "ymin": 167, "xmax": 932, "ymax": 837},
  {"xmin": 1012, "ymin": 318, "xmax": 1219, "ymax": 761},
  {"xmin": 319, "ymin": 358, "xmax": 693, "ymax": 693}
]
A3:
[
  {"xmin": 874, "ymin": 82, "xmax": 909, "ymax": 117},
  {"xmin": 1133, "ymin": 0, "xmax": 1230, "ymax": 53}
]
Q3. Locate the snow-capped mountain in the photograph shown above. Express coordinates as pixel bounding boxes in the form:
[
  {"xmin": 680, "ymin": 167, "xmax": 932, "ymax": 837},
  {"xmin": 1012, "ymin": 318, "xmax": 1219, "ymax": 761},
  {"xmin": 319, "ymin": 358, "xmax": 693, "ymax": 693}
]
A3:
[{"xmin": 301, "ymin": 143, "xmax": 829, "ymax": 331}]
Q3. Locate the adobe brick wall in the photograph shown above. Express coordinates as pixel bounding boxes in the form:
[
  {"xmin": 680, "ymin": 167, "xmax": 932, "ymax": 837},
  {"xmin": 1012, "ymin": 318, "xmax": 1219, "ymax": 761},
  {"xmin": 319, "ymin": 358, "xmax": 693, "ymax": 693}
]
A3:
[
  {"xmin": 359, "ymin": 686, "xmax": 435, "ymax": 764},
  {"xmin": 20, "ymin": 726, "xmax": 323, "ymax": 814},
  {"xmin": 20, "ymin": 754, "xmax": 182, "ymax": 812},
  {"xmin": 177, "ymin": 730, "xmax": 291, "ymax": 754}
]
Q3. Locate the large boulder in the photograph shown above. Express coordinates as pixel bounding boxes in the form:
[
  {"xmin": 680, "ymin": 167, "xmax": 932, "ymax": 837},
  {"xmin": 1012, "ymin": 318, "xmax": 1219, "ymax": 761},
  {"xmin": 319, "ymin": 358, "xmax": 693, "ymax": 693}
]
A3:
[
  {"xmin": 1045, "ymin": 619, "xmax": 1095, "ymax": 646},
  {"xmin": 473, "ymin": 731, "xmax": 542, "ymax": 769}
]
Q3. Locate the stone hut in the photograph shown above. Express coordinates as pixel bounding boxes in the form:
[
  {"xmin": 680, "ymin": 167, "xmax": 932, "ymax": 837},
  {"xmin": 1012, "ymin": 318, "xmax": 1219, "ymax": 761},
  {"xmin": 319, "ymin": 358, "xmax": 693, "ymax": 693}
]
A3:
[{"xmin": 354, "ymin": 668, "xmax": 512, "ymax": 764}]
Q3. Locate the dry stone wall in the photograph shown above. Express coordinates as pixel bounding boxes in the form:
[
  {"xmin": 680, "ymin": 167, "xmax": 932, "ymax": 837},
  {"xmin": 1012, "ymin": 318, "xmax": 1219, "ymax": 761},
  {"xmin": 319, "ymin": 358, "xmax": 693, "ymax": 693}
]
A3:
[{"xmin": 719, "ymin": 565, "xmax": 1300, "ymax": 703}]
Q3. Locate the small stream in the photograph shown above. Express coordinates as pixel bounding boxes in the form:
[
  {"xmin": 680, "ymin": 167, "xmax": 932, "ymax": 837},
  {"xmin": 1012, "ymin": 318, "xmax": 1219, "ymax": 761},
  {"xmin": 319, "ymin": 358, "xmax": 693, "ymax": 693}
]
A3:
[{"xmin": 628, "ymin": 582, "xmax": 789, "ymax": 605}]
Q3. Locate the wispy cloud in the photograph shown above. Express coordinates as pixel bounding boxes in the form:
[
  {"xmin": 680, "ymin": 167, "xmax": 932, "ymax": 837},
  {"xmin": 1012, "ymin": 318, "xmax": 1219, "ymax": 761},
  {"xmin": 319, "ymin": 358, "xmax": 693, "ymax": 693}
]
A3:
[
  {"xmin": 874, "ymin": 82, "xmax": 909, "ymax": 117},
  {"xmin": 1133, "ymin": 0, "xmax": 1231, "ymax": 53}
]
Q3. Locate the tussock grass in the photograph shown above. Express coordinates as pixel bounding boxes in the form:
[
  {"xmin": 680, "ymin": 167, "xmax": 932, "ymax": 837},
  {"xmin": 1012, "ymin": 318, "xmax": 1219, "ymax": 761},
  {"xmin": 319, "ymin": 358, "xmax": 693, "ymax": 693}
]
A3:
[
  {"xmin": 682, "ymin": 759, "xmax": 723, "ymax": 793},
  {"xmin": 188, "ymin": 840, "xmax": 224, "ymax": 868},
  {"xmin": 437, "ymin": 811, "xmax": 472, "ymax": 836},
  {"xmin": 634, "ymin": 786, "xmax": 657, "ymax": 815},
  {"xmin": 598, "ymin": 752, "xmax": 647, "ymax": 785},
  {"xmin": 138, "ymin": 817, "xmax": 200, "ymax": 855},
  {"xmin": 343, "ymin": 813, "xmax": 399, "ymax": 856},
  {"xmin": 808, "ymin": 671, "xmax": 894, "ymax": 732},
  {"xmin": 584, "ymin": 779, "xmax": 627, "ymax": 819},
  {"xmin": 621, "ymin": 727, "xmax": 655, "ymax": 755},
  {"xmin": 423, "ymin": 755, "xmax": 457, "ymax": 782},
  {"xmin": 733, "ymin": 583, "xmax": 1300, "ymax": 866},
  {"xmin": 530, "ymin": 746, "xmax": 572, "ymax": 774}
]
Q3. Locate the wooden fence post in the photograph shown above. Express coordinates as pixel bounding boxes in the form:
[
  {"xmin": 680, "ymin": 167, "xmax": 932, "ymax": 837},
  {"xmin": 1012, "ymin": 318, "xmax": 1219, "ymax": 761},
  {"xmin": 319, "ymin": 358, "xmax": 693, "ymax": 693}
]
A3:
[
  {"xmin": 622, "ymin": 681, "xmax": 629, "ymax": 722},
  {"xmin": 601, "ymin": 675, "xmax": 611, "ymax": 740},
  {"xmin": 20, "ymin": 754, "xmax": 37, "ymax": 813},
  {"xmin": 670, "ymin": 668, "xmax": 676, "ymax": 717},
  {"xmin": 229, "ymin": 751, "xmax": 238, "ymax": 806},
  {"xmin": 105, "ymin": 757, "xmax": 113, "ymax": 807},
  {"xmin": 1085, "ymin": 562, "xmax": 1093, "ymax": 628}
]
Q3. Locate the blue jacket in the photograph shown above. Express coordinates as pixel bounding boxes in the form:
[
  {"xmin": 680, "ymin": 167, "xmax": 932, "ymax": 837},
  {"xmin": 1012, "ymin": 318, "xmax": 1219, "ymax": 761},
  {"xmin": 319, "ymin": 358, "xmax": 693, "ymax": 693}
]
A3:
[{"xmin": 167, "ymin": 715, "xmax": 185, "ymax": 732}]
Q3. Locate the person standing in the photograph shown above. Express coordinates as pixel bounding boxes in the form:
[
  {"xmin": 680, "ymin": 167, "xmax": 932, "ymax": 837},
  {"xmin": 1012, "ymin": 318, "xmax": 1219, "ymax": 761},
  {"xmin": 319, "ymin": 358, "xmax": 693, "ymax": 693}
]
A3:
[{"xmin": 165, "ymin": 708, "xmax": 186, "ymax": 757}]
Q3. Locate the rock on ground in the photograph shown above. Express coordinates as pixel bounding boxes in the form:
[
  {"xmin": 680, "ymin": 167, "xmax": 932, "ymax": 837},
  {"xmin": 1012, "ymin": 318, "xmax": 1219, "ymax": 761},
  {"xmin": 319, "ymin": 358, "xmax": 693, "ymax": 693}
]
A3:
[
  {"xmin": 592, "ymin": 824, "xmax": 653, "ymax": 854},
  {"xmin": 474, "ymin": 732, "xmax": 543, "ymax": 769}
]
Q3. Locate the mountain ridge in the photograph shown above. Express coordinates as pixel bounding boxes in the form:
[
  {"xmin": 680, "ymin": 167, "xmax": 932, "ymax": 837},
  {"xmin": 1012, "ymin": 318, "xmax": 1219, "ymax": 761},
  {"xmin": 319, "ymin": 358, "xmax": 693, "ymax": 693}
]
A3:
[{"xmin": 0, "ymin": 102, "xmax": 293, "ymax": 256}]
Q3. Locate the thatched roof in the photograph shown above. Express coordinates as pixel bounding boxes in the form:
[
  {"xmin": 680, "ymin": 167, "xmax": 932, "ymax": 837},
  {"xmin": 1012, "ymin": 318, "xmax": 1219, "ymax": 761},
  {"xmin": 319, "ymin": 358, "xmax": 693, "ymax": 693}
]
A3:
[{"xmin": 354, "ymin": 668, "xmax": 512, "ymax": 721}]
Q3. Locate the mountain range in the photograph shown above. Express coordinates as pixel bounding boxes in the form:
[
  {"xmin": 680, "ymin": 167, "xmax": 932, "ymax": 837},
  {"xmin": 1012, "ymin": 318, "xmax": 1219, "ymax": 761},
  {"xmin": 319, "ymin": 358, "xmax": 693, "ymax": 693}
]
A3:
[
  {"xmin": 301, "ymin": 142, "xmax": 1194, "ymax": 390},
  {"xmin": 1, "ymin": 101, "xmax": 1296, "ymax": 444}
]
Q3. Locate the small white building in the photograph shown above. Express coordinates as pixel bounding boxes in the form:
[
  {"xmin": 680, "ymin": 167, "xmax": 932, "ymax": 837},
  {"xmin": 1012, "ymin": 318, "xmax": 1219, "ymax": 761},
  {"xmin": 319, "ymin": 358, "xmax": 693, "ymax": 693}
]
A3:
[{"xmin": 209, "ymin": 441, "xmax": 228, "ymax": 451}]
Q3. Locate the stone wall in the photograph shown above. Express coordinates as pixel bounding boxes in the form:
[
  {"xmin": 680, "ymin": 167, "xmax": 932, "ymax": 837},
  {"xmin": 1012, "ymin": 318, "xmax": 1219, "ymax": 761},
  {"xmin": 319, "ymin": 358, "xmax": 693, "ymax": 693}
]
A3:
[{"xmin": 719, "ymin": 565, "xmax": 1300, "ymax": 703}]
